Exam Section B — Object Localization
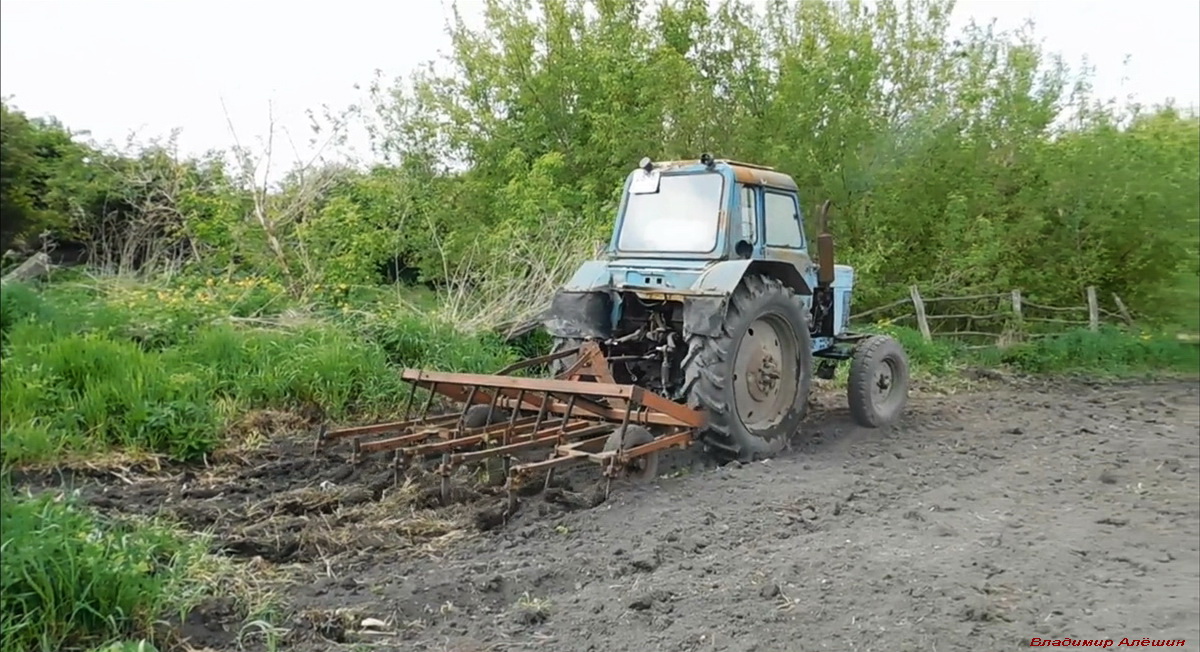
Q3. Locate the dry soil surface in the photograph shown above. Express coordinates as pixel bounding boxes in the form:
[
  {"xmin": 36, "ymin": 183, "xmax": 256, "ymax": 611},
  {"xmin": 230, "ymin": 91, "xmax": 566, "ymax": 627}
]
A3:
[{"xmin": 19, "ymin": 376, "xmax": 1200, "ymax": 651}]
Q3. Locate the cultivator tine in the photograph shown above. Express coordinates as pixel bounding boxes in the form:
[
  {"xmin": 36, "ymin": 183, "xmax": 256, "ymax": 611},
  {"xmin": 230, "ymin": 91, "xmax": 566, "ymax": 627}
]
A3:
[
  {"xmin": 458, "ymin": 385, "xmax": 479, "ymax": 437},
  {"xmin": 561, "ymin": 395, "xmax": 577, "ymax": 431},
  {"xmin": 440, "ymin": 452, "xmax": 452, "ymax": 505},
  {"xmin": 419, "ymin": 382, "xmax": 438, "ymax": 419},
  {"xmin": 312, "ymin": 424, "xmax": 328, "ymax": 455},
  {"xmin": 401, "ymin": 382, "xmax": 418, "ymax": 422},
  {"xmin": 486, "ymin": 391, "xmax": 502, "ymax": 424},
  {"xmin": 503, "ymin": 390, "xmax": 525, "ymax": 477}
]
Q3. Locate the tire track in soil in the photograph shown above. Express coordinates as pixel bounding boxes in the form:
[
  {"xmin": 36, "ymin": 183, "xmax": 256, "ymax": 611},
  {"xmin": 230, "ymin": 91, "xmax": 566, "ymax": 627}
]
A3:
[{"xmin": 12, "ymin": 378, "xmax": 1200, "ymax": 652}]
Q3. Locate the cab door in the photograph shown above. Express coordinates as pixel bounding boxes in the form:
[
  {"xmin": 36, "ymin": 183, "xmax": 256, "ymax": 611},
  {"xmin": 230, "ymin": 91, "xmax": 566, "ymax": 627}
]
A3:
[{"xmin": 761, "ymin": 188, "xmax": 807, "ymax": 256}]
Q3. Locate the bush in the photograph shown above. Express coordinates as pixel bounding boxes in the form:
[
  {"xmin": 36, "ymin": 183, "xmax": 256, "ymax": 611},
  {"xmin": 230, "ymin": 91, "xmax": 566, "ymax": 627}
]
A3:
[
  {"xmin": 0, "ymin": 491, "xmax": 207, "ymax": 652},
  {"xmin": 858, "ymin": 325, "xmax": 1198, "ymax": 379}
]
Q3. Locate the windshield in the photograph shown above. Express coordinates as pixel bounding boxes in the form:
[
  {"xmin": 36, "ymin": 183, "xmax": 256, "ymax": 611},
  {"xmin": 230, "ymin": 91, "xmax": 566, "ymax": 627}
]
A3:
[{"xmin": 616, "ymin": 172, "xmax": 724, "ymax": 253}]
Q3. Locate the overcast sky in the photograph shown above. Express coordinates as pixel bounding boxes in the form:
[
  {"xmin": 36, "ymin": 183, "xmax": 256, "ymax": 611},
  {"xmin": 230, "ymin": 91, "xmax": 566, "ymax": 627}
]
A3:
[{"xmin": 2, "ymin": 0, "xmax": 1198, "ymax": 172}]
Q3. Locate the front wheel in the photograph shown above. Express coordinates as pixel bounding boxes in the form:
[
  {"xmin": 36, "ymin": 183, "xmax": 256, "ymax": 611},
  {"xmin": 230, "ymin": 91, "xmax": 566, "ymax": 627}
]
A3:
[{"xmin": 847, "ymin": 335, "xmax": 910, "ymax": 428}]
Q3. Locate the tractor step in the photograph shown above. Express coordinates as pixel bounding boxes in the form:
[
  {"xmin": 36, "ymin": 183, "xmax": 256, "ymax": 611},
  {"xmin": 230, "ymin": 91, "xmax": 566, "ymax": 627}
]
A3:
[{"xmin": 314, "ymin": 342, "xmax": 704, "ymax": 509}]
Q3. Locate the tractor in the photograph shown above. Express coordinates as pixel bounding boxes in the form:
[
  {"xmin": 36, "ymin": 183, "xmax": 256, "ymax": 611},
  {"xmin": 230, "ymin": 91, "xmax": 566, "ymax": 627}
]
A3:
[
  {"xmin": 316, "ymin": 155, "xmax": 909, "ymax": 501},
  {"xmin": 541, "ymin": 154, "xmax": 910, "ymax": 464}
]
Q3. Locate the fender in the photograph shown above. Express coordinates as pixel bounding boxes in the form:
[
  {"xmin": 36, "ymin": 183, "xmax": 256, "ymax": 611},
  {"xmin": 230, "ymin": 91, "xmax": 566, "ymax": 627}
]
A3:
[
  {"xmin": 561, "ymin": 260, "xmax": 612, "ymax": 292},
  {"xmin": 543, "ymin": 260, "xmax": 614, "ymax": 339},
  {"xmin": 682, "ymin": 260, "xmax": 813, "ymax": 337}
]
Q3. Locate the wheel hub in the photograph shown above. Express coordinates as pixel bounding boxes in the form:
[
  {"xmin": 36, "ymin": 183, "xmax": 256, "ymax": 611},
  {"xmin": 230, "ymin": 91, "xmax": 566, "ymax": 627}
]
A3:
[
  {"xmin": 745, "ymin": 348, "xmax": 781, "ymax": 401},
  {"xmin": 732, "ymin": 315, "xmax": 799, "ymax": 430},
  {"xmin": 874, "ymin": 363, "xmax": 895, "ymax": 399}
]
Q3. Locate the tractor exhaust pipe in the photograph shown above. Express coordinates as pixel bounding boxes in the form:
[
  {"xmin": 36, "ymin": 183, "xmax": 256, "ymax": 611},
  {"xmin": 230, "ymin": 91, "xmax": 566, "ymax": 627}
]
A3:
[{"xmin": 816, "ymin": 199, "xmax": 835, "ymax": 288}]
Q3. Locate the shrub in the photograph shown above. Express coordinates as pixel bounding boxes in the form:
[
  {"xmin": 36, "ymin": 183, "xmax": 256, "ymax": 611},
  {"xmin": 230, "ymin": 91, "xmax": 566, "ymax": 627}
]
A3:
[
  {"xmin": 1, "ymin": 327, "xmax": 220, "ymax": 466},
  {"xmin": 0, "ymin": 282, "xmax": 47, "ymax": 345}
]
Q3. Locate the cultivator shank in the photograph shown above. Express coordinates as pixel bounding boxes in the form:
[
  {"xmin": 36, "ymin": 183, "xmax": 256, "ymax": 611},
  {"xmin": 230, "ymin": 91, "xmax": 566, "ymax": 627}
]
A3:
[{"xmin": 314, "ymin": 342, "xmax": 704, "ymax": 505}]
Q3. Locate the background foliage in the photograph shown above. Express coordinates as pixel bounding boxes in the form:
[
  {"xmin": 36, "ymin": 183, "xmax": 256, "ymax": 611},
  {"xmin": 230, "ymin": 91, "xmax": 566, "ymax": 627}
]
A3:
[{"xmin": 3, "ymin": 0, "xmax": 1198, "ymax": 327}]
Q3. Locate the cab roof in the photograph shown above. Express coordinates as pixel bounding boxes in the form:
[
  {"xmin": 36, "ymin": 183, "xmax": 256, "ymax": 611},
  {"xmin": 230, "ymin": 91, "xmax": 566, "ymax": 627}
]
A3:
[{"xmin": 650, "ymin": 158, "xmax": 799, "ymax": 192}]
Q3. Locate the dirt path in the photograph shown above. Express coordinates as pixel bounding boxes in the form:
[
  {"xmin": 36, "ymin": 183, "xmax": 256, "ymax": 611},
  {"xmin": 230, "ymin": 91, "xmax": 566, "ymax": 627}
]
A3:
[{"xmin": 19, "ymin": 377, "xmax": 1200, "ymax": 651}]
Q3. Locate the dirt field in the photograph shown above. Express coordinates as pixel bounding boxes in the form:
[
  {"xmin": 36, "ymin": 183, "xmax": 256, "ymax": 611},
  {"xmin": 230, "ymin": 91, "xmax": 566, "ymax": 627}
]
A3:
[{"xmin": 16, "ymin": 375, "xmax": 1200, "ymax": 651}]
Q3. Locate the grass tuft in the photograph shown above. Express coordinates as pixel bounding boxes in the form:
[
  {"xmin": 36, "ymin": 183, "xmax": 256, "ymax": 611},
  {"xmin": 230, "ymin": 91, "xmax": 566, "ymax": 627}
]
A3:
[{"xmin": 0, "ymin": 490, "xmax": 210, "ymax": 652}]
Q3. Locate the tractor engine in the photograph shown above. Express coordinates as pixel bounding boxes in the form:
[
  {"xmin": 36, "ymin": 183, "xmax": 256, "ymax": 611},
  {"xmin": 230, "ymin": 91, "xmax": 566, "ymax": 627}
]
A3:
[{"xmin": 589, "ymin": 294, "xmax": 688, "ymax": 397}]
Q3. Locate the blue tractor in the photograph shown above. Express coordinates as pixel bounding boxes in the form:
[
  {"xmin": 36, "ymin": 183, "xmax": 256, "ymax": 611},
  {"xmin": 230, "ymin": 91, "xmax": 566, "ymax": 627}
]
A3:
[
  {"xmin": 542, "ymin": 154, "xmax": 910, "ymax": 464},
  {"xmin": 315, "ymin": 154, "xmax": 914, "ymax": 495}
]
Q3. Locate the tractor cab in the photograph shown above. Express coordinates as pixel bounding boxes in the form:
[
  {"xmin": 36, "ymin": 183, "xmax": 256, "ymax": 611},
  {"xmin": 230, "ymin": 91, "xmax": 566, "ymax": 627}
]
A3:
[{"xmin": 610, "ymin": 155, "xmax": 811, "ymax": 266}]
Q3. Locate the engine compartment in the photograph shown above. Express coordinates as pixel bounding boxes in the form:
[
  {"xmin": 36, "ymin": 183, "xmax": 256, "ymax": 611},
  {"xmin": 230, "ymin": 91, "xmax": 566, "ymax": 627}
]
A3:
[{"xmin": 593, "ymin": 288, "xmax": 836, "ymax": 400}]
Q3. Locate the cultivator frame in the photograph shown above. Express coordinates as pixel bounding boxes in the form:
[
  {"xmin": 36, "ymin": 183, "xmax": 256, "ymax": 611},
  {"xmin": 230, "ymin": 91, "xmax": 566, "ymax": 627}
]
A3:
[{"xmin": 314, "ymin": 342, "xmax": 704, "ymax": 506}]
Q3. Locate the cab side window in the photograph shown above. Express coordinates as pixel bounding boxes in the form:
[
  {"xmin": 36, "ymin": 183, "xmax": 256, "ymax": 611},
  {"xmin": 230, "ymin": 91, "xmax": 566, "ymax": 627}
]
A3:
[
  {"xmin": 739, "ymin": 183, "xmax": 758, "ymax": 244},
  {"xmin": 764, "ymin": 191, "xmax": 804, "ymax": 248}
]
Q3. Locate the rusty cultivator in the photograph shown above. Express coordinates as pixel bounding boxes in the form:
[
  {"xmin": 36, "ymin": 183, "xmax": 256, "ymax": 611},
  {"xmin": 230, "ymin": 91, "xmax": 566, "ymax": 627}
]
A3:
[
  {"xmin": 315, "ymin": 341, "xmax": 705, "ymax": 506},
  {"xmin": 317, "ymin": 155, "xmax": 911, "ymax": 510}
]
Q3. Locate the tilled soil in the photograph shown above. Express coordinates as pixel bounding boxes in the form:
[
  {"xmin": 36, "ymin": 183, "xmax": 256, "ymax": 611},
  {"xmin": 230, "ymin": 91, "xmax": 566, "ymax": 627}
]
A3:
[{"xmin": 16, "ymin": 376, "xmax": 1200, "ymax": 651}]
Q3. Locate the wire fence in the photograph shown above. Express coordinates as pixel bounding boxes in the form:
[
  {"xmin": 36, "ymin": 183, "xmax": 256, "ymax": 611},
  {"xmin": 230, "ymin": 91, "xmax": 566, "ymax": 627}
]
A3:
[{"xmin": 850, "ymin": 285, "xmax": 1142, "ymax": 349}]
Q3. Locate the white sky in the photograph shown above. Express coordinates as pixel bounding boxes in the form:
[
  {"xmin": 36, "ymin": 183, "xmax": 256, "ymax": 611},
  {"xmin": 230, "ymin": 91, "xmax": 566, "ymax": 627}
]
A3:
[{"xmin": 2, "ymin": 0, "xmax": 1198, "ymax": 174}]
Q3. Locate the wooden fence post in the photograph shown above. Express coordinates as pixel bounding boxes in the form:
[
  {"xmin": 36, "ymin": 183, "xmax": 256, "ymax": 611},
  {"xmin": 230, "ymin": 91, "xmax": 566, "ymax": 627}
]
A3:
[
  {"xmin": 909, "ymin": 285, "xmax": 931, "ymax": 341},
  {"xmin": 1086, "ymin": 286, "xmax": 1099, "ymax": 332},
  {"xmin": 1112, "ymin": 293, "xmax": 1134, "ymax": 327},
  {"xmin": 1010, "ymin": 289, "xmax": 1023, "ymax": 325}
]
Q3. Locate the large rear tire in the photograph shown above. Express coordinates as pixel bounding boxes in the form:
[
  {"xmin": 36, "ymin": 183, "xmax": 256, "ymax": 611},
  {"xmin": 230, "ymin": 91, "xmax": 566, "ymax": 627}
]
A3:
[{"xmin": 683, "ymin": 275, "xmax": 813, "ymax": 463}]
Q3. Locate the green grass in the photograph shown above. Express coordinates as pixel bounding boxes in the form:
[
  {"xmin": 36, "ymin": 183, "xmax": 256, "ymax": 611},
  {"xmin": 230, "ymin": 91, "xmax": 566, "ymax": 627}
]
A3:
[
  {"xmin": 984, "ymin": 326, "xmax": 1200, "ymax": 376},
  {"xmin": 5, "ymin": 275, "xmax": 1197, "ymax": 469},
  {"xmin": 0, "ymin": 278, "xmax": 521, "ymax": 469},
  {"xmin": 868, "ymin": 324, "xmax": 1200, "ymax": 378},
  {"xmin": 0, "ymin": 490, "xmax": 210, "ymax": 652}
]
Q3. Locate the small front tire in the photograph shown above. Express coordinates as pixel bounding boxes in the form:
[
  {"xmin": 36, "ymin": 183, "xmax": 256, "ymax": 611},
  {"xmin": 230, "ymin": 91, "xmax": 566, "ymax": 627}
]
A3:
[{"xmin": 847, "ymin": 335, "xmax": 910, "ymax": 428}]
